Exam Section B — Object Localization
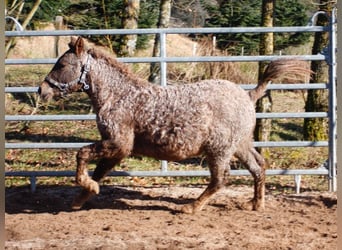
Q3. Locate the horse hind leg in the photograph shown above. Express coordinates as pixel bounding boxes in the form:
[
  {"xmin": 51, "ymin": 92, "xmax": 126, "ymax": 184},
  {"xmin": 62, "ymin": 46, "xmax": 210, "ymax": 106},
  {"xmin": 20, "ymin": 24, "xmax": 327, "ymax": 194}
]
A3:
[
  {"xmin": 235, "ymin": 144, "xmax": 266, "ymax": 211},
  {"xmin": 181, "ymin": 152, "xmax": 233, "ymax": 214}
]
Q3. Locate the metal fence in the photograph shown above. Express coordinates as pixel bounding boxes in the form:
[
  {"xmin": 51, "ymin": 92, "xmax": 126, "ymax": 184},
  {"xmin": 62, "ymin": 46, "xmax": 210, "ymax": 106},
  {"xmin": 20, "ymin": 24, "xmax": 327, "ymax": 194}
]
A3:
[{"xmin": 5, "ymin": 9, "xmax": 337, "ymax": 193}]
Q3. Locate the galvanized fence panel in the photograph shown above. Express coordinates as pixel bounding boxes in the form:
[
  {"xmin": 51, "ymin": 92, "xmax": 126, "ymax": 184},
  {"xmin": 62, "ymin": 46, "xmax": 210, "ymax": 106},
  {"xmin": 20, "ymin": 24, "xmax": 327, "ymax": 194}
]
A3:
[{"xmin": 5, "ymin": 11, "xmax": 337, "ymax": 193}]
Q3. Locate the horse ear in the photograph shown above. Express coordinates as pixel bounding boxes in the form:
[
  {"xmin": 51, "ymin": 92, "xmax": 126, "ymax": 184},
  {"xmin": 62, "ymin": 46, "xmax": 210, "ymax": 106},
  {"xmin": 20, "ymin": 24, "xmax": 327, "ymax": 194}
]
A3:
[
  {"xmin": 69, "ymin": 36, "xmax": 78, "ymax": 49},
  {"xmin": 74, "ymin": 37, "xmax": 85, "ymax": 56},
  {"xmin": 68, "ymin": 36, "xmax": 85, "ymax": 56}
]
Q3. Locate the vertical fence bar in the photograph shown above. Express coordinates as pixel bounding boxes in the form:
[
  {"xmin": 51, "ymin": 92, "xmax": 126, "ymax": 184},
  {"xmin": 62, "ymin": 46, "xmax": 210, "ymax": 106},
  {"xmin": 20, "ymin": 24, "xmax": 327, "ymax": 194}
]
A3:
[
  {"xmin": 294, "ymin": 175, "xmax": 302, "ymax": 194},
  {"xmin": 159, "ymin": 30, "xmax": 168, "ymax": 172},
  {"xmin": 328, "ymin": 8, "xmax": 337, "ymax": 191},
  {"xmin": 29, "ymin": 176, "xmax": 37, "ymax": 192}
]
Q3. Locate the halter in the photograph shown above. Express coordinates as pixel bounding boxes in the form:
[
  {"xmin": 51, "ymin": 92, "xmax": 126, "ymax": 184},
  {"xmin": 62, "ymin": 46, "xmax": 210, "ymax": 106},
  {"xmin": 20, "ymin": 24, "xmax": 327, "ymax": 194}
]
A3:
[{"xmin": 45, "ymin": 53, "xmax": 91, "ymax": 94}]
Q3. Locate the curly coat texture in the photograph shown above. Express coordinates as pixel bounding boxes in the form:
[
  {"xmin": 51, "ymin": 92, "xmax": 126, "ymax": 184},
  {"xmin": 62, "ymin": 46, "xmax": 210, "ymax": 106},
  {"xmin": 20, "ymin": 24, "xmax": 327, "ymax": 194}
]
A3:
[{"xmin": 39, "ymin": 37, "xmax": 309, "ymax": 214}]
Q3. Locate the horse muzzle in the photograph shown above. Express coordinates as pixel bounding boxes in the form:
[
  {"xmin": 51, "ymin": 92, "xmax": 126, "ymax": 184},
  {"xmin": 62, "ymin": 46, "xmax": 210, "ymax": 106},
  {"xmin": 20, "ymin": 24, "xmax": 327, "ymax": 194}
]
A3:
[{"xmin": 38, "ymin": 80, "xmax": 62, "ymax": 102}]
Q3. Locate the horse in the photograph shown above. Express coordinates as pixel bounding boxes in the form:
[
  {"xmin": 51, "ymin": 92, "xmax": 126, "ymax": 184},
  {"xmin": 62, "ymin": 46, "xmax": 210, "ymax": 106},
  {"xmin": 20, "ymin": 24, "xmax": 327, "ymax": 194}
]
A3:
[{"xmin": 38, "ymin": 36, "xmax": 309, "ymax": 214}]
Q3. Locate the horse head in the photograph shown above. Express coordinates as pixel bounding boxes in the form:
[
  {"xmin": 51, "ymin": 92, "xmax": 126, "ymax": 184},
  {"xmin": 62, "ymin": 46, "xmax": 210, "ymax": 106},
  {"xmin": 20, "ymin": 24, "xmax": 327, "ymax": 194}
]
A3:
[{"xmin": 38, "ymin": 36, "xmax": 91, "ymax": 101}]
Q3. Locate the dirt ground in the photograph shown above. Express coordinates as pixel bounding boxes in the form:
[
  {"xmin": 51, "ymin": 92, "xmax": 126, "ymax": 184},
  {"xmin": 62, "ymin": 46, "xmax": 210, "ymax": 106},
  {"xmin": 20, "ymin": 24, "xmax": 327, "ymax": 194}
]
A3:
[{"xmin": 5, "ymin": 183, "xmax": 336, "ymax": 250}]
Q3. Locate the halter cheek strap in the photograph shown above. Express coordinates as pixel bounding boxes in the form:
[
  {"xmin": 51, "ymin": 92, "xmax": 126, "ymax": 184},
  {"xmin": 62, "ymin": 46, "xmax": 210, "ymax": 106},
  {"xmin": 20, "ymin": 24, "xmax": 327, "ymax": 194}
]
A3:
[
  {"xmin": 79, "ymin": 60, "xmax": 90, "ymax": 90},
  {"xmin": 45, "ymin": 53, "xmax": 91, "ymax": 93}
]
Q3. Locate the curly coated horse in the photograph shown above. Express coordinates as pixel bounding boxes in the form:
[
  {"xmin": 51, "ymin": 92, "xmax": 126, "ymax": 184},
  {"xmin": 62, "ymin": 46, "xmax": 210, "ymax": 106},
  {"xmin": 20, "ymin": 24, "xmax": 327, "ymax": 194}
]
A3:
[{"xmin": 39, "ymin": 36, "xmax": 309, "ymax": 214}]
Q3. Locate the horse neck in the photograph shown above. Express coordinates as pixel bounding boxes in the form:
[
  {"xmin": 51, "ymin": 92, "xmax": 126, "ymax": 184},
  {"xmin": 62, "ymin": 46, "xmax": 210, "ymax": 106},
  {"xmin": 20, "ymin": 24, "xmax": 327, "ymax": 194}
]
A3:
[{"xmin": 87, "ymin": 56, "xmax": 156, "ymax": 111}]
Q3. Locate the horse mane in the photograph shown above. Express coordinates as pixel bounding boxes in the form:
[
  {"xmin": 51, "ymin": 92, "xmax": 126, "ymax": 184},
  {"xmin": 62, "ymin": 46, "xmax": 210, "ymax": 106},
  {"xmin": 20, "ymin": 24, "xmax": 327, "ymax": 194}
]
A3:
[{"xmin": 87, "ymin": 48, "xmax": 151, "ymax": 88}]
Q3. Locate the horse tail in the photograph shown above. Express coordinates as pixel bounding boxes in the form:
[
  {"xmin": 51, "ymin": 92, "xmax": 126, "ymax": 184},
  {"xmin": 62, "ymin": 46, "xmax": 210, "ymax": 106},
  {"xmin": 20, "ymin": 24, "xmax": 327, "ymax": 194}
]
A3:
[{"xmin": 248, "ymin": 59, "xmax": 311, "ymax": 103}]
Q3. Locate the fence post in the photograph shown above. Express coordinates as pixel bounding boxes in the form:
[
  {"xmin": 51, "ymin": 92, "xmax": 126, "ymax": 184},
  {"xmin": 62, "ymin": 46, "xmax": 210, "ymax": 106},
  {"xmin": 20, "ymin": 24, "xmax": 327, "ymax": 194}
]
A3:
[
  {"xmin": 54, "ymin": 16, "xmax": 63, "ymax": 57},
  {"xmin": 160, "ymin": 30, "xmax": 168, "ymax": 172},
  {"xmin": 327, "ymin": 8, "xmax": 337, "ymax": 192}
]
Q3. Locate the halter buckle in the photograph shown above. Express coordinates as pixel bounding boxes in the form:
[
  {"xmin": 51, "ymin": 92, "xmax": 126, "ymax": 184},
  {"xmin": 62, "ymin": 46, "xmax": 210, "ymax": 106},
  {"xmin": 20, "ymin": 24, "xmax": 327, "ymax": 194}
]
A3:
[{"xmin": 83, "ymin": 83, "xmax": 90, "ymax": 90}]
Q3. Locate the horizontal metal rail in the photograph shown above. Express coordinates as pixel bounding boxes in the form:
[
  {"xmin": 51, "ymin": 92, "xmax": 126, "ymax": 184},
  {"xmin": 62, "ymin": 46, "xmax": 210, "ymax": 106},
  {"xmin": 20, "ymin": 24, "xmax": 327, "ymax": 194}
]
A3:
[
  {"xmin": 6, "ymin": 114, "xmax": 97, "ymax": 121},
  {"xmin": 5, "ymin": 26, "xmax": 328, "ymax": 37},
  {"xmin": 240, "ymin": 83, "xmax": 328, "ymax": 90},
  {"xmin": 5, "ymin": 54, "xmax": 326, "ymax": 65},
  {"xmin": 5, "ymin": 141, "xmax": 329, "ymax": 149},
  {"xmin": 5, "ymin": 168, "xmax": 328, "ymax": 193},
  {"xmin": 4, "ymin": 112, "xmax": 328, "ymax": 122},
  {"xmin": 4, "ymin": 83, "xmax": 329, "ymax": 93},
  {"xmin": 257, "ymin": 112, "xmax": 327, "ymax": 118},
  {"xmin": 5, "ymin": 168, "xmax": 329, "ymax": 178},
  {"xmin": 5, "ymin": 87, "xmax": 39, "ymax": 93}
]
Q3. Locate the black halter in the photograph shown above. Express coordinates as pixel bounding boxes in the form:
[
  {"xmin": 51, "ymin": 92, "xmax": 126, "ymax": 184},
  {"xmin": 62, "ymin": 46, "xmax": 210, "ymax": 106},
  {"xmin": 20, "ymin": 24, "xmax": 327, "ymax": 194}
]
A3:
[{"xmin": 45, "ymin": 54, "xmax": 91, "ymax": 93}]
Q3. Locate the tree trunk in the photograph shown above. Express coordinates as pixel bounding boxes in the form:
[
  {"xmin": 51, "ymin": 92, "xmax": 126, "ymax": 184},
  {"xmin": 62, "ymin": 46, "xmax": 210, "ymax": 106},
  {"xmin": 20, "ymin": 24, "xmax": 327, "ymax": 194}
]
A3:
[
  {"xmin": 101, "ymin": 0, "xmax": 114, "ymax": 53},
  {"xmin": 303, "ymin": 0, "xmax": 331, "ymax": 141},
  {"xmin": 148, "ymin": 0, "xmax": 171, "ymax": 84},
  {"xmin": 254, "ymin": 0, "xmax": 274, "ymax": 157},
  {"xmin": 119, "ymin": 0, "xmax": 140, "ymax": 57}
]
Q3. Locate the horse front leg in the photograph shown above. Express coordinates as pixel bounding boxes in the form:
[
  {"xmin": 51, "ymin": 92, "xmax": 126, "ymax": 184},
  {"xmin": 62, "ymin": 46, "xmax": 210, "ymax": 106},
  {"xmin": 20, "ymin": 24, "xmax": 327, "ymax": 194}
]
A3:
[
  {"xmin": 71, "ymin": 140, "xmax": 129, "ymax": 209},
  {"xmin": 72, "ymin": 158, "xmax": 119, "ymax": 210}
]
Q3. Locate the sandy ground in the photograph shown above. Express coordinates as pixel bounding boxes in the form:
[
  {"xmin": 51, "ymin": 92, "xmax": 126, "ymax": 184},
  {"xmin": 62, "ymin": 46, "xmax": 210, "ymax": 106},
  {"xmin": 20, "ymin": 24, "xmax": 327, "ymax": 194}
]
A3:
[{"xmin": 5, "ymin": 184, "xmax": 336, "ymax": 250}]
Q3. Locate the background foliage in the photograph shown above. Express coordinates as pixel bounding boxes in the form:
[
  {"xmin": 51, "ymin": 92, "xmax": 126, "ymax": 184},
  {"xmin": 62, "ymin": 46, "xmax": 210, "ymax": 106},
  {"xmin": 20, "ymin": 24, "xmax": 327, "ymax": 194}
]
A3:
[
  {"xmin": 9, "ymin": 0, "xmax": 159, "ymax": 53},
  {"xmin": 203, "ymin": 0, "xmax": 312, "ymax": 54},
  {"xmin": 7, "ymin": 0, "xmax": 314, "ymax": 55}
]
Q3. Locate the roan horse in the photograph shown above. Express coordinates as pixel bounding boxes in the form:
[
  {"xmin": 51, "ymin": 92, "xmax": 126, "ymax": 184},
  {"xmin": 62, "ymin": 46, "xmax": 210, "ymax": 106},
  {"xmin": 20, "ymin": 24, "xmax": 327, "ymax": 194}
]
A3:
[{"xmin": 39, "ymin": 36, "xmax": 309, "ymax": 214}]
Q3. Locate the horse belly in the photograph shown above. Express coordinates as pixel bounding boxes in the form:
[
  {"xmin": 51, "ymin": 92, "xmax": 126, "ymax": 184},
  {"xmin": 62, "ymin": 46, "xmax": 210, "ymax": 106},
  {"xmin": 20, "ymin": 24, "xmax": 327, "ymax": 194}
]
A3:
[{"xmin": 133, "ymin": 131, "xmax": 204, "ymax": 161}]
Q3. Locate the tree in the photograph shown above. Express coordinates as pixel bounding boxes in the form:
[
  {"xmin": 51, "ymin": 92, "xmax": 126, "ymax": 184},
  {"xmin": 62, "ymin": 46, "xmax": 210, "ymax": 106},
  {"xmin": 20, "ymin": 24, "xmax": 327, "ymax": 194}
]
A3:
[
  {"xmin": 203, "ymin": 0, "xmax": 311, "ymax": 55},
  {"xmin": 303, "ymin": 0, "xmax": 331, "ymax": 141},
  {"xmin": 62, "ymin": 0, "xmax": 159, "ymax": 54},
  {"xmin": 148, "ymin": 0, "xmax": 172, "ymax": 84},
  {"xmin": 254, "ymin": 0, "xmax": 274, "ymax": 158},
  {"xmin": 119, "ymin": 0, "xmax": 140, "ymax": 57},
  {"xmin": 5, "ymin": 0, "xmax": 43, "ymax": 56}
]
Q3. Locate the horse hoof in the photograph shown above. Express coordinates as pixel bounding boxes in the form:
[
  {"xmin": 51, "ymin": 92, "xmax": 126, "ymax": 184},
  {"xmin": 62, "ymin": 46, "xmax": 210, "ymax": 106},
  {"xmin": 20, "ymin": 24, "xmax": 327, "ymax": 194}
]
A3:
[
  {"xmin": 242, "ymin": 199, "xmax": 265, "ymax": 211},
  {"xmin": 71, "ymin": 203, "xmax": 82, "ymax": 210},
  {"xmin": 71, "ymin": 188, "xmax": 97, "ymax": 210},
  {"xmin": 71, "ymin": 199, "xmax": 84, "ymax": 210},
  {"xmin": 240, "ymin": 200, "xmax": 254, "ymax": 211},
  {"xmin": 253, "ymin": 201, "xmax": 265, "ymax": 211},
  {"xmin": 89, "ymin": 181, "xmax": 100, "ymax": 194},
  {"xmin": 181, "ymin": 203, "xmax": 199, "ymax": 214},
  {"xmin": 181, "ymin": 204, "xmax": 193, "ymax": 214}
]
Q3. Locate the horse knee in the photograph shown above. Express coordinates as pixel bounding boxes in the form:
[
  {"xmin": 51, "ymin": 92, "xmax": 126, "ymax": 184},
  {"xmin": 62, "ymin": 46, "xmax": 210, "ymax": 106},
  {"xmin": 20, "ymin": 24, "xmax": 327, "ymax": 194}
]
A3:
[{"xmin": 77, "ymin": 145, "xmax": 92, "ymax": 160}]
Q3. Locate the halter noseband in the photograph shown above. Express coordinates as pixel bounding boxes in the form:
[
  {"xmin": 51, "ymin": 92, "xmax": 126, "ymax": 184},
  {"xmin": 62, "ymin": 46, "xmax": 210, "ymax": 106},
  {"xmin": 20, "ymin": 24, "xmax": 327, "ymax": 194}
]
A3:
[{"xmin": 45, "ymin": 53, "xmax": 91, "ymax": 93}]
